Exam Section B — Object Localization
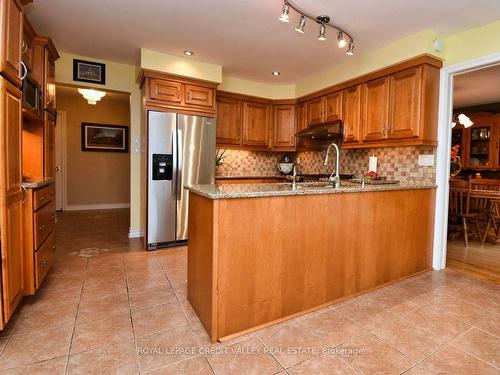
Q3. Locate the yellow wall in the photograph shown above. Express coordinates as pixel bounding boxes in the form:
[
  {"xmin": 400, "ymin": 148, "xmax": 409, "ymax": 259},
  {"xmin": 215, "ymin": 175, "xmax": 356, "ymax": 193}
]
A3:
[
  {"xmin": 219, "ymin": 75, "xmax": 296, "ymax": 99},
  {"xmin": 57, "ymin": 87, "xmax": 131, "ymax": 206},
  {"xmin": 140, "ymin": 48, "xmax": 222, "ymax": 83},
  {"xmin": 55, "ymin": 52, "xmax": 142, "ymax": 235},
  {"xmin": 444, "ymin": 19, "xmax": 500, "ymax": 66}
]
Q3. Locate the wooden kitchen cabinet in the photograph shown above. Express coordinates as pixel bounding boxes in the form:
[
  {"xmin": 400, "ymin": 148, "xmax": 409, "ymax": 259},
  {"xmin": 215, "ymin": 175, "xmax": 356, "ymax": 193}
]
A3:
[
  {"xmin": 388, "ymin": 66, "xmax": 422, "ymax": 140},
  {"xmin": 296, "ymin": 102, "xmax": 307, "ymax": 148},
  {"xmin": 306, "ymin": 91, "xmax": 342, "ymax": 126},
  {"xmin": 272, "ymin": 104, "xmax": 295, "ymax": 149},
  {"xmin": 362, "ymin": 76, "xmax": 390, "ymax": 142},
  {"xmin": 216, "ymin": 95, "xmax": 242, "ymax": 146},
  {"xmin": 140, "ymin": 70, "xmax": 217, "ymax": 117},
  {"xmin": 0, "ymin": 0, "xmax": 23, "ymax": 88},
  {"xmin": 22, "ymin": 16, "xmax": 35, "ymax": 71},
  {"xmin": 0, "ymin": 77, "xmax": 24, "ymax": 326},
  {"xmin": 242, "ymin": 101, "xmax": 270, "ymax": 148},
  {"xmin": 342, "ymin": 85, "xmax": 362, "ymax": 144},
  {"xmin": 44, "ymin": 46, "xmax": 57, "ymax": 113},
  {"xmin": 22, "ymin": 183, "xmax": 56, "ymax": 295},
  {"xmin": 44, "ymin": 111, "xmax": 55, "ymax": 178}
]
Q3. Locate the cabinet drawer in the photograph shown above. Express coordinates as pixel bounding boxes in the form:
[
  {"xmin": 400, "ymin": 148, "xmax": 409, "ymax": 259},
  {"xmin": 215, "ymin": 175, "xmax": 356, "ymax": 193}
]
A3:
[
  {"xmin": 149, "ymin": 79, "xmax": 183, "ymax": 104},
  {"xmin": 35, "ymin": 232, "xmax": 56, "ymax": 289},
  {"xmin": 33, "ymin": 184, "xmax": 54, "ymax": 210},
  {"xmin": 185, "ymin": 84, "xmax": 214, "ymax": 108},
  {"xmin": 34, "ymin": 201, "xmax": 55, "ymax": 249}
]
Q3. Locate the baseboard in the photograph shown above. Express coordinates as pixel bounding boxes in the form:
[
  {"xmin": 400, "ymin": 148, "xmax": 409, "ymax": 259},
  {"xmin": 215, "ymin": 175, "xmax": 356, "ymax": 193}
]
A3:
[
  {"xmin": 128, "ymin": 229, "xmax": 144, "ymax": 239},
  {"xmin": 64, "ymin": 203, "xmax": 131, "ymax": 211}
]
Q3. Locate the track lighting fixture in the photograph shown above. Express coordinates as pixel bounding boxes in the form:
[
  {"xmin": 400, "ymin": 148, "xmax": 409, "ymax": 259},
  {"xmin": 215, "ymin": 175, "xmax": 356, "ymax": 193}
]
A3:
[
  {"xmin": 278, "ymin": 0, "xmax": 355, "ymax": 55},
  {"xmin": 337, "ymin": 31, "xmax": 346, "ymax": 48},
  {"xmin": 346, "ymin": 41, "xmax": 354, "ymax": 55},
  {"xmin": 279, "ymin": 2, "xmax": 290, "ymax": 23},
  {"xmin": 295, "ymin": 15, "xmax": 306, "ymax": 33},
  {"xmin": 318, "ymin": 24, "xmax": 327, "ymax": 41}
]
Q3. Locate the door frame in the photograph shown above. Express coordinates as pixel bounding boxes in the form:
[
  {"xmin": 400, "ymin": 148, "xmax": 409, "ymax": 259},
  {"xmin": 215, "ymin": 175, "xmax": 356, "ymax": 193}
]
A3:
[
  {"xmin": 55, "ymin": 110, "xmax": 67, "ymax": 211},
  {"xmin": 433, "ymin": 52, "xmax": 500, "ymax": 270}
]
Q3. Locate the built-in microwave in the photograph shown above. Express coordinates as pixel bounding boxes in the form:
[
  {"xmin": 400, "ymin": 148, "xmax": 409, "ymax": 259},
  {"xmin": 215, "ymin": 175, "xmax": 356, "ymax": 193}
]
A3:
[{"xmin": 22, "ymin": 74, "xmax": 42, "ymax": 117}]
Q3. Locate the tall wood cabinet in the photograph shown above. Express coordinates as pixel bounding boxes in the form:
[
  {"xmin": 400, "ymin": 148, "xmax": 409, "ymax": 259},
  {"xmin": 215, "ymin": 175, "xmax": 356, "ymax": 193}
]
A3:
[
  {"xmin": 0, "ymin": 0, "xmax": 23, "ymax": 87},
  {"xmin": 0, "ymin": 77, "xmax": 24, "ymax": 325}
]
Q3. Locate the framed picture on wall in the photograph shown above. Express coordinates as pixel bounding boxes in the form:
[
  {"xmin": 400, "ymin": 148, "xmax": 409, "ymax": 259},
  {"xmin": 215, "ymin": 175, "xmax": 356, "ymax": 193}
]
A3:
[
  {"xmin": 81, "ymin": 123, "xmax": 128, "ymax": 152},
  {"xmin": 73, "ymin": 59, "xmax": 106, "ymax": 84}
]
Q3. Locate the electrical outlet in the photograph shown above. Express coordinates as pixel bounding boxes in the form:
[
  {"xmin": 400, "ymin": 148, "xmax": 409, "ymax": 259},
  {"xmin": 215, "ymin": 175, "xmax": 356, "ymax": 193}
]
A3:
[{"xmin": 418, "ymin": 154, "xmax": 434, "ymax": 166}]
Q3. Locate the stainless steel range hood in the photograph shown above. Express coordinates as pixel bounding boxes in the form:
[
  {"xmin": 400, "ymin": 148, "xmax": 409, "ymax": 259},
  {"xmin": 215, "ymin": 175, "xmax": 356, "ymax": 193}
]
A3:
[{"xmin": 295, "ymin": 120, "xmax": 343, "ymax": 141}]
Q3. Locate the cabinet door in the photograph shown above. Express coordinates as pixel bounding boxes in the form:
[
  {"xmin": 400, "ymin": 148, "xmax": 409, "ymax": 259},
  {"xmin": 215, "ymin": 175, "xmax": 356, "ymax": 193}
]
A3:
[
  {"xmin": 388, "ymin": 67, "xmax": 422, "ymax": 139},
  {"xmin": 362, "ymin": 77, "xmax": 390, "ymax": 142},
  {"xmin": 149, "ymin": 79, "xmax": 183, "ymax": 104},
  {"xmin": 272, "ymin": 104, "xmax": 296, "ymax": 149},
  {"xmin": 296, "ymin": 102, "xmax": 307, "ymax": 148},
  {"xmin": 306, "ymin": 97, "xmax": 324, "ymax": 125},
  {"xmin": 324, "ymin": 91, "xmax": 342, "ymax": 122},
  {"xmin": 44, "ymin": 111, "xmax": 55, "ymax": 178},
  {"xmin": 44, "ymin": 50, "xmax": 56, "ymax": 113},
  {"xmin": 0, "ymin": 0, "xmax": 23, "ymax": 87},
  {"xmin": 342, "ymin": 85, "xmax": 362, "ymax": 144},
  {"xmin": 216, "ymin": 96, "xmax": 241, "ymax": 145},
  {"xmin": 0, "ymin": 78, "xmax": 24, "ymax": 323},
  {"xmin": 185, "ymin": 84, "xmax": 214, "ymax": 108},
  {"xmin": 242, "ymin": 101, "xmax": 270, "ymax": 148}
]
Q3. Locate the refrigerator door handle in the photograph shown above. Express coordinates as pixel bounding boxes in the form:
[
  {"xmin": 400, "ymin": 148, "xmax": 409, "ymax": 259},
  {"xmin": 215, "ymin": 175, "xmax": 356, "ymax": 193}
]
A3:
[
  {"xmin": 177, "ymin": 128, "xmax": 183, "ymax": 200},
  {"xmin": 171, "ymin": 127, "xmax": 177, "ymax": 198}
]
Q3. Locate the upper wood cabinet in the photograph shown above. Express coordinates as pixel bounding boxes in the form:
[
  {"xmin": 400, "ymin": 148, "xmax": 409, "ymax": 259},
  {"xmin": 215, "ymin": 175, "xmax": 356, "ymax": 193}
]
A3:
[
  {"xmin": 22, "ymin": 16, "xmax": 35, "ymax": 71},
  {"xmin": 362, "ymin": 76, "xmax": 390, "ymax": 142},
  {"xmin": 306, "ymin": 92, "xmax": 342, "ymax": 126},
  {"xmin": 216, "ymin": 95, "xmax": 241, "ymax": 146},
  {"xmin": 388, "ymin": 66, "xmax": 422, "ymax": 140},
  {"xmin": 141, "ymin": 71, "xmax": 217, "ymax": 117},
  {"xmin": 272, "ymin": 104, "xmax": 295, "ymax": 149},
  {"xmin": 296, "ymin": 102, "xmax": 307, "ymax": 148},
  {"xmin": 185, "ymin": 84, "xmax": 214, "ymax": 108},
  {"xmin": 242, "ymin": 101, "xmax": 270, "ymax": 148},
  {"xmin": 0, "ymin": 77, "xmax": 24, "ymax": 324},
  {"xmin": 44, "ymin": 46, "xmax": 57, "ymax": 113},
  {"xmin": 342, "ymin": 85, "xmax": 362, "ymax": 144},
  {"xmin": 0, "ymin": 0, "xmax": 23, "ymax": 87}
]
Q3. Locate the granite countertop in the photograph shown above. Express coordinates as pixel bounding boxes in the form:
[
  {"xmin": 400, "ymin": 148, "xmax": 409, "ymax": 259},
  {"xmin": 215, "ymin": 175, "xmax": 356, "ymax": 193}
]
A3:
[
  {"xmin": 216, "ymin": 175, "xmax": 288, "ymax": 180},
  {"xmin": 186, "ymin": 181, "xmax": 437, "ymax": 200},
  {"xmin": 22, "ymin": 178, "xmax": 55, "ymax": 189}
]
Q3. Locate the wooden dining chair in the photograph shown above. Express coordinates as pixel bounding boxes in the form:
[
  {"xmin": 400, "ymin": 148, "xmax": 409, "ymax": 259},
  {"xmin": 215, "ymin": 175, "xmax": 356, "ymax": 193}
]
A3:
[
  {"xmin": 469, "ymin": 178, "xmax": 500, "ymax": 244},
  {"xmin": 449, "ymin": 179, "xmax": 481, "ymax": 247}
]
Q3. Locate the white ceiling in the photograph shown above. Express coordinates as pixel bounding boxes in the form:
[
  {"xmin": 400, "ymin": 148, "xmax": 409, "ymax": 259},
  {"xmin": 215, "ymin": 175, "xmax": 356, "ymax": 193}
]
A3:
[
  {"xmin": 454, "ymin": 64, "xmax": 500, "ymax": 108},
  {"xmin": 26, "ymin": 0, "xmax": 500, "ymax": 84}
]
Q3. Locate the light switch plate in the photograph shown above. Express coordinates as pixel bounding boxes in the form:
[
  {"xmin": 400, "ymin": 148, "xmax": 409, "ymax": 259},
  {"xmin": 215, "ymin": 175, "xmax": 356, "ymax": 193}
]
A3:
[{"xmin": 418, "ymin": 154, "xmax": 435, "ymax": 166}]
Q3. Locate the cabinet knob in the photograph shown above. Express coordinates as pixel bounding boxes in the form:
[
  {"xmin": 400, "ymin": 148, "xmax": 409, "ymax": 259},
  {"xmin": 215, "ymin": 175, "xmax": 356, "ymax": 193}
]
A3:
[{"xmin": 39, "ymin": 225, "xmax": 46, "ymax": 231}]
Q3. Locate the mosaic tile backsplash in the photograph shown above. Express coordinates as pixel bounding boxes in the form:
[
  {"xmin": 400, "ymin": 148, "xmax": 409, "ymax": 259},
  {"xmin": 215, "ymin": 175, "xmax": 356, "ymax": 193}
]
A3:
[{"xmin": 216, "ymin": 146, "xmax": 436, "ymax": 185}]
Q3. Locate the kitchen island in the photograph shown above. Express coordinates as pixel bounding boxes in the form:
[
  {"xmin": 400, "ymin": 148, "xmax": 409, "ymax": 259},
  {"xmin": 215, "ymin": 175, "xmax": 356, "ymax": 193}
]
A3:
[{"xmin": 186, "ymin": 182, "xmax": 436, "ymax": 343}]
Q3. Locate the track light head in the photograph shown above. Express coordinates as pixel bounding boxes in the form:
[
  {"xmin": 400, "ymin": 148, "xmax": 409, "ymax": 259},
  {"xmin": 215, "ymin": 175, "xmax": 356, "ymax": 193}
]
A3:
[
  {"xmin": 346, "ymin": 41, "xmax": 354, "ymax": 55},
  {"xmin": 295, "ymin": 15, "xmax": 306, "ymax": 33},
  {"xmin": 337, "ymin": 31, "xmax": 347, "ymax": 48},
  {"xmin": 318, "ymin": 24, "xmax": 327, "ymax": 41},
  {"xmin": 279, "ymin": 2, "xmax": 290, "ymax": 23}
]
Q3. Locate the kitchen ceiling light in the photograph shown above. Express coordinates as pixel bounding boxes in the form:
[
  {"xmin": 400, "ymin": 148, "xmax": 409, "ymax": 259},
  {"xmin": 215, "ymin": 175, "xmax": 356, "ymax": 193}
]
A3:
[
  {"xmin": 278, "ymin": 0, "xmax": 354, "ymax": 55},
  {"xmin": 346, "ymin": 41, "xmax": 355, "ymax": 55},
  {"xmin": 279, "ymin": 2, "xmax": 290, "ymax": 22},
  {"xmin": 458, "ymin": 113, "xmax": 474, "ymax": 128},
  {"xmin": 78, "ymin": 88, "xmax": 106, "ymax": 105},
  {"xmin": 295, "ymin": 15, "xmax": 306, "ymax": 33},
  {"xmin": 184, "ymin": 50, "xmax": 194, "ymax": 56},
  {"xmin": 337, "ymin": 31, "xmax": 346, "ymax": 48},
  {"xmin": 272, "ymin": 71, "xmax": 281, "ymax": 76},
  {"xmin": 318, "ymin": 24, "xmax": 327, "ymax": 41}
]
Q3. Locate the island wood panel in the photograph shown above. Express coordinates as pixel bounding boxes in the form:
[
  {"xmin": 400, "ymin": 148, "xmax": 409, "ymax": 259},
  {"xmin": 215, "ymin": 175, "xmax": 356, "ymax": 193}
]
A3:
[
  {"xmin": 187, "ymin": 193, "xmax": 219, "ymax": 342},
  {"xmin": 188, "ymin": 188, "xmax": 435, "ymax": 341}
]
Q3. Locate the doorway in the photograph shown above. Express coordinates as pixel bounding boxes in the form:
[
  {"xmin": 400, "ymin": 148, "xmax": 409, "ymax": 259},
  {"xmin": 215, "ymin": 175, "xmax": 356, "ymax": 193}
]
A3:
[{"xmin": 434, "ymin": 53, "xmax": 500, "ymax": 283}]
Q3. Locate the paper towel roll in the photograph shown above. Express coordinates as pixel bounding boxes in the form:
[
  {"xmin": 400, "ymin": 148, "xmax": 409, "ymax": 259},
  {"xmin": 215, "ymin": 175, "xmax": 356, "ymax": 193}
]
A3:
[{"xmin": 368, "ymin": 156, "xmax": 378, "ymax": 173}]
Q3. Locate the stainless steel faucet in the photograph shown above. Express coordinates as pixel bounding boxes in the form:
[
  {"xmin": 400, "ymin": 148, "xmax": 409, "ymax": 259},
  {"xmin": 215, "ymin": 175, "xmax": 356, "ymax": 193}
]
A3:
[
  {"xmin": 291, "ymin": 165, "xmax": 297, "ymax": 190},
  {"xmin": 324, "ymin": 142, "xmax": 341, "ymax": 188}
]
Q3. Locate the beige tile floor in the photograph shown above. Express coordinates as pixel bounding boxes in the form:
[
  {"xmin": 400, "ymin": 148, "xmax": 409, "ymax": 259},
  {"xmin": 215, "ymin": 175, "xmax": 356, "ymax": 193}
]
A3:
[{"xmin": 0, "ymin": 209, "xmax": 499, "ymax": 374}]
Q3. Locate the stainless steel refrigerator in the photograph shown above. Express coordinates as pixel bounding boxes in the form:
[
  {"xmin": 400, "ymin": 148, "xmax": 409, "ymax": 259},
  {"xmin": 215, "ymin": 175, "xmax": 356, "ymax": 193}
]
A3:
[{"xmin": 147, "ymin": 111, "xmax": 216, "ymax": 249}]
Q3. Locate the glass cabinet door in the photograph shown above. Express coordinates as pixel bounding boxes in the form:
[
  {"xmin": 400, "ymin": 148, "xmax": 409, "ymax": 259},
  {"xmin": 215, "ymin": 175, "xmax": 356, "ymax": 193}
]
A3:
[{"xmin": 468, "ymin": 124, "xmax": 494, "ymax": 168}]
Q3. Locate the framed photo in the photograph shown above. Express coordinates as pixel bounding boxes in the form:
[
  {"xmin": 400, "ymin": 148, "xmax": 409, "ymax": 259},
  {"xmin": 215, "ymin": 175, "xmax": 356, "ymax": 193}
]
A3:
[
  {"xmin": 73, "ymin": 59, "xmax": 106, "ymax": 85},
  {"xmin": 81, "ymin": 123, "xmax": 128, "ymax": 153}
]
